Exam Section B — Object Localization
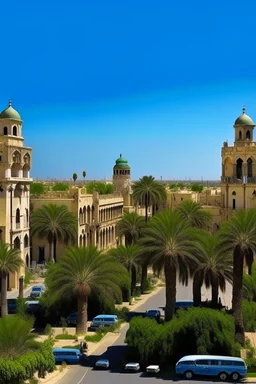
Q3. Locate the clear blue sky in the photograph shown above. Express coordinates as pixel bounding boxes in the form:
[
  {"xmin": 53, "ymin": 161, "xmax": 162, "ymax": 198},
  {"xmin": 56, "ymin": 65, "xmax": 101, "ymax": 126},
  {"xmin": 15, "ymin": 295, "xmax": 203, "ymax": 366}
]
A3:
[{"xmin": 1, "ymin": 0, "xmax": 256, "ymax": 181}]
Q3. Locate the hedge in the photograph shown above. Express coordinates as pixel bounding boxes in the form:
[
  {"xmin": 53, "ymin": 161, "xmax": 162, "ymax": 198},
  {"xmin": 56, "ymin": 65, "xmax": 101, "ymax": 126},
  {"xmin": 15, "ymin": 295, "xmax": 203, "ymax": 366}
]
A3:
[
  {"xmin": 126, "ymin": 307, "xmax": 240, "ymax": 368},
  {"xmin": 0, "ymin": 339, "xmax": 55, "ymax": 383}
]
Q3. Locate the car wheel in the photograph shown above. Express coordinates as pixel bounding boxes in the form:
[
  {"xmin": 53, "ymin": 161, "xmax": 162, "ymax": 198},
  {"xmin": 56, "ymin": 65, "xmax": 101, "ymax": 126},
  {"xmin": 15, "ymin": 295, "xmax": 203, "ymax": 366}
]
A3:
[
  {"xmin": 184, "ymin": 370, "xmax": 193, "ymax": 379},
  {"xmin": 219, "ymin": 372, "xmax": 228, "ymax": 381},
  {"xmin": 231, "ymin": 372, "xmax": 240, "ymax": 381}
]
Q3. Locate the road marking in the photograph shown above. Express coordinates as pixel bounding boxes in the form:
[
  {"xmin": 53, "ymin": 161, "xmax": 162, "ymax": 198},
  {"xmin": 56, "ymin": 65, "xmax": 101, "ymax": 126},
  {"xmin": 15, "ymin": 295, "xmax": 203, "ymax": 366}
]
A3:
[{"xmin": 77, "ymin": 369, "xmax": 88, "ymax": 384}]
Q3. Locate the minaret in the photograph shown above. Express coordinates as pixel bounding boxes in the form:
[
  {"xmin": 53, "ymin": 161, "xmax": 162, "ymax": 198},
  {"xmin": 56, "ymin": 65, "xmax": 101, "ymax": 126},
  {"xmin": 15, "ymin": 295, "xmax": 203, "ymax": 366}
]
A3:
[
  {"xmin": 113, "ymin": 154, "xmax": 131, "ymax": 208},
  {"xmin": 0, "ymin": 100, "xmax": 32, "ymax": 289}
]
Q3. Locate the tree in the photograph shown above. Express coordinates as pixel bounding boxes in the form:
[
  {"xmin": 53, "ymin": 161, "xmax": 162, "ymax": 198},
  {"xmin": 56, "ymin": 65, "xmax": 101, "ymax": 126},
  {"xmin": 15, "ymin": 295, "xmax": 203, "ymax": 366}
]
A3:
[
  {"xmin": 31, "ymin": 204, "xmax": 77, "ymax": 263},
  {"xmin": 108, "ymin": 245, "xmax": 141, "ymax": 296},
  {"xmin": 141, "ymin": 210, "xmax": 199, "ymax": 321},
  {"xmin": 116, "ymin": 212, "xmax": 147, "ymax": 246},
  {"xmin": 45, "ymin": 246, "xmax": 128, "ymax": 333},
  {"xmin": 243, "ymin": 264, "xmax": 256, "ymax": 302},
  {"xmin": 82, "ymin": 171, "xmax": 86, "ymax": 183},
  {"xmin": 190, "ymin": 183, "xmax": 204, "ymax": 193},
  {"xmin": 194, "ymin": 231, "xmax": 233, "ymax": 307},
  {"xmin": 133, "ymin": 176, "xmax": 167, "ymax": 291},
  {"xmin": 0, "ymin": 241, "xmax": 23, "ymax": 317},
  {"xmin": 73, "ymin": 173, "xmax": 78, "ymax": 184},
  {"xmin": 217, "ymin": 209, "xmax": 256, "ymax": 345},
  {"xmin": 176, "ymin": 200, "xmax": 212, "ymax": 305},
  {"xmin": 52, "ymin": 182, "xmax": 69, "ymax": 191},
  {"xmin": 132, "ymin": 176, "xmax": 167, "ymax": 222},
  {"xmin": 86, "ymin": 181, "xmax": 114, "ymax": 195},
  {"xmin": 30, "ymin": 182, "xmax": 46, "ymax": 196}
]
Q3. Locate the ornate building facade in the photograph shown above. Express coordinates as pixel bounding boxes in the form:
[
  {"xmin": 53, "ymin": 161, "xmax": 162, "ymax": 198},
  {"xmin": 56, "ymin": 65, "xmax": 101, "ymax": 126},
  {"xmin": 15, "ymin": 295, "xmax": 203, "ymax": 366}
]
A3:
[{"xmin": 0, "ymin": 101, "xmax": 32, "ymax": 289}]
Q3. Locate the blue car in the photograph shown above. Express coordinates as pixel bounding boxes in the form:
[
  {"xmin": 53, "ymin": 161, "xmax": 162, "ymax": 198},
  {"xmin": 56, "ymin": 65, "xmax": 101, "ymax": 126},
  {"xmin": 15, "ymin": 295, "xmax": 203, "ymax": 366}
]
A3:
[{"xmin": 53, "ymin": 348, "xmax": 86, "ymax": 365}]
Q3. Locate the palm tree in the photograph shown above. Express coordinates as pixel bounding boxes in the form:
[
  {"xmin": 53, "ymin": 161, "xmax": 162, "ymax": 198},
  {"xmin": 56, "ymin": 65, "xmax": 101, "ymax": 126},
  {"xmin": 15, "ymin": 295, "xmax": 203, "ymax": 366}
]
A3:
[
  {"xmin": 82, "ymin": 171, "xmax": 86, "ymax": 184},
  {"xmin": 108, "ymin": 245, "xmax": 141, "ymax": 295},
  {"xmin": 45, "ymin": 246, "xmax": 128, "ymax": 334},
  {"xmin": 132, "ymin": 176, "xmax": 167, "ymax": 222},
  {"xmin": 141, "ymin": 210, "xmax": 199, "ymax": 321},
  {"xmin": 0, "ymin": 315, "xmax": 38, "ymax": 358},
  {"xmin": 0, "ymin": 241, "xmax": 23, "ymax": 317},
  {"xmin": 116, "ymin": 212, "xmax": 146, "ymax": 246},
  {"xmin": 31, "ymin": 204, "xmax": 77, "ymax": 263},
  {"xmin": 176, "ymin": 200, "xmax": 212, "ymax": 306},
  {"xmin": 73, "ymin": 173, "xmax": 78, "ymax": 184},
  {"xmin": 194, "ymin": 231, "xmax": 233, "ymax": 307},
  {"xmin": 217, "ymin": 209, "xmax": 256, "ymax": 345},
  {"xmin": 176, "ymin": 200, "xmax": 212, "ymax": 229},
  {"xmin": 243, "ymin": 264, "xmax": 256, "ymax": 302}
]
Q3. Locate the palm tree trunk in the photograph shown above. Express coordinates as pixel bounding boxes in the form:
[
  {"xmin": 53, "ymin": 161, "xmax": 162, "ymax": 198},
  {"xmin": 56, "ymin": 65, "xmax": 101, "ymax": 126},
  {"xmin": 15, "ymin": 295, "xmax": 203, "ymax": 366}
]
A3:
[
  {"xmin": 18, "ymin": 276, "xmax": 24, "ymax": 299},
  {"xmin": 145, "ymin": 193, "xmax": 148, "ymax": 222},
  {"xmin": 131, "ymin": 265, "xmax": 136, "ymax": 296},
  {"xmin": 53, "ymin": 235, "xmax": 57, "ymax": 263},
  {"xmin": 1, "ymin": 273, "xmax": 8, "ymax": 317},
  {"xmin": 164, "ymin": 261, "xmax": 176, "ymax": 321},
  {"xmin": 76, "ymin": 295, "xmax": 88, "ymax": 334},
  {"xmin": 211, "ymin": 280, "xmax": 218, "ymax": 308},
  {"xmin": 140, "ymin": 264, "xmax": 148, "ymax": 293},
  {"xmin": 49, "ymin": 241, "xmax": 54, "ymax": 263},
  {"xmin": 232, "ymin": 247, "xmax": 245, "ymax": 346},
  {"xmin": 193, "ymin": 272, "xmax": 202, "ymax": 306}
]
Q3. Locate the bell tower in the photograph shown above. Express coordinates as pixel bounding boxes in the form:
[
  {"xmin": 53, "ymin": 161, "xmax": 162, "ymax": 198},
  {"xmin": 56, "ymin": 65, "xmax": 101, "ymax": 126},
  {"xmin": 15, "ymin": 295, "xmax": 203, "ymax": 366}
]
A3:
[
  {"xmin": 113, "ymin": 154, "xmax": 132, "ymax": 208},
  {"xmin": 221, "ymin": 107, "xmax": 256, "ymax": 216},
  {"xmin": 0, "ymin": 100, "xmax": 32, "ymax": 289}
]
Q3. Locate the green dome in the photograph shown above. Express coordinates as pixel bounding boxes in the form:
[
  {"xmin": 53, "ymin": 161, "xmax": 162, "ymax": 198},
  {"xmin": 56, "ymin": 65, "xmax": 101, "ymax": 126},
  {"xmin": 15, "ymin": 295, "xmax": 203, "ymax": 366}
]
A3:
[
  {"xmin": 0, "ymin": 100, "xmax": 22, "ymax": 121},
  {"xmin": 114, "ymin": 154, "xmax": 130, "ymax": 169},
  {"xmin": 234, "ymin": 108, "xmax": 254, "ymax": 126}
]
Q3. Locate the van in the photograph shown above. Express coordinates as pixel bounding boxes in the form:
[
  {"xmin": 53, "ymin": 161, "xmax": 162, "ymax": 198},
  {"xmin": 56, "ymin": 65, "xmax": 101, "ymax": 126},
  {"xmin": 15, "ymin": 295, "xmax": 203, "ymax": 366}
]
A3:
[
  {"xmin": 53, "ymin": 348, "xmax": 86, "ymax": 365},
  {"xmin": 175, "ymin": 300, "xmax": 193, "ymax": 310},
  {"xmin": 176, "ymin": 355, "xmax": 247, "ymax": 381},
  {"xmin": 91, "ymin": 314, "xmax": 118, "ymax": 328}
]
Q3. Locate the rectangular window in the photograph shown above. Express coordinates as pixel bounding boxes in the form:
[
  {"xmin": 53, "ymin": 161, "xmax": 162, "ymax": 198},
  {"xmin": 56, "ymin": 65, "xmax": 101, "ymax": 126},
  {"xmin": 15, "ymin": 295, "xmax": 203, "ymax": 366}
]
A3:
[{"xmin": 233, "ymin": 198, "xmax": 236, "ymax": 210}]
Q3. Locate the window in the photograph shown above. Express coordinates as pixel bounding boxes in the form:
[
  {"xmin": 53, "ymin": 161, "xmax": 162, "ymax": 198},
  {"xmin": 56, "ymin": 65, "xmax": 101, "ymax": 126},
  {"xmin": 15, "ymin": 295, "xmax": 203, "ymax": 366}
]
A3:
[
  {"xmin": 0, "ymin": 156, "xmax": 2, "ymax": 162},
  {"xmin": 13, "ymin": 126, "xmax": 17, "ymax": 136},
  {"xmin": 178, "ymin": 361, "xmax": 195, "ymax": 366},
  {"xmin": 210, "ymin": 360, "xmax": 219, "ymax": 365},
  {"xmin": 233, "ymin": 199, "xmax": 236, "ymax": 210},
  {"xmin": 220, "ymin": 360, "xmax": 233, "ymax": 366},
  {"xmin": 3, "ymin": 127, "xmax": 7, "ymax": 135},
  {"xmin": 239, "ymin": 131, "xmax": 242, "ymax": 139},
  {"xmin": 196, "ymin": 360, "xmax": 209, "ymax": 366},
  {"xmin": 246, "ymin": 130, "xmax": 251, "ymax": 139},
  {"xmin": 247, "ymin": 158, "xmax": 253, "ymax": 178},
  {"xmin": 234, "ymin": 361, "xmax": 245, "ymax": 366}
]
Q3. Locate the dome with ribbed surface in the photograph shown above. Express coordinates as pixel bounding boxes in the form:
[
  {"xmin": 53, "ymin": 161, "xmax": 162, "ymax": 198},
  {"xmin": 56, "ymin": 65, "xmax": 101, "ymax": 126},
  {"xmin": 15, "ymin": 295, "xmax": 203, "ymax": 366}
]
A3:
[
  {"xmin": 114, "ymin": 154, "xmax": 130, "ymax": 169},
  {"xmin": 234, "ymin": 107, "xmax": 254, "ymax": 126},
  {"xmin": 0, "ymin": 100, "xmax": 22, "ymax": 121}
]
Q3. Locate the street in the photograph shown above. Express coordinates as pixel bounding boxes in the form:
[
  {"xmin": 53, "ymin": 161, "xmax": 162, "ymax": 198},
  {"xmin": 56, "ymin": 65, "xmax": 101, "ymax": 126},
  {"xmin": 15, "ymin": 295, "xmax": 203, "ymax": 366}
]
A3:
[{"xmin": 59, "ymin": 280, "xmax": 232, "ymax": 384}]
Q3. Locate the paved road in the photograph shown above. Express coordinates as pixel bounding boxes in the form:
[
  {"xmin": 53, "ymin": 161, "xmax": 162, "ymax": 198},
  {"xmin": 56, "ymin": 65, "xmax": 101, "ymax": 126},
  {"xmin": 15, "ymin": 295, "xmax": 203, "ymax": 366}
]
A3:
[
  {"xmin": 59, "ymin": 281, "xmax": 232, "ymax": 384},
  {"xmin": 7, "ymin": 283, "xmax": 42, "ymax": 299}
]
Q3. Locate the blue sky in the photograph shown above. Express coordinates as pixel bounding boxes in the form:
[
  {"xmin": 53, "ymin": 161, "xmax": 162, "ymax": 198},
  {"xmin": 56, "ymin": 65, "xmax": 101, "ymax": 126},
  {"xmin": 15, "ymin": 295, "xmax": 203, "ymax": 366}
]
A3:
[{"xmin": 1, "ymin": 0, "xmax": 256, "ymax": 180}]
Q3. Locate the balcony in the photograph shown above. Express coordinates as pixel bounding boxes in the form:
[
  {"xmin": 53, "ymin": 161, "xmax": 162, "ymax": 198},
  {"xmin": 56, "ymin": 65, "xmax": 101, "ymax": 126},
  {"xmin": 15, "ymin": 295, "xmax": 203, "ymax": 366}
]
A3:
[{"xmin": 221, "ymin": 176, "xmax": 256, "ymax": 184}]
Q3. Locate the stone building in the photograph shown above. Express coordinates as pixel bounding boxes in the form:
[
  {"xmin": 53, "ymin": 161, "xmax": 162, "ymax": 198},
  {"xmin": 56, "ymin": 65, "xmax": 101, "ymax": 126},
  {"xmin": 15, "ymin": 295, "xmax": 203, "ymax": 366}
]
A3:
[
  {"xmin": 31, "ymin": 187, "xmax": 124, "ymax": 263},
  {"xmin": 0, "ymin": 101, "xmax": 32, "ymax": 289},
  {"xmin": 221, "ymin": 107, "xmax": 256, "ymax": 219}
]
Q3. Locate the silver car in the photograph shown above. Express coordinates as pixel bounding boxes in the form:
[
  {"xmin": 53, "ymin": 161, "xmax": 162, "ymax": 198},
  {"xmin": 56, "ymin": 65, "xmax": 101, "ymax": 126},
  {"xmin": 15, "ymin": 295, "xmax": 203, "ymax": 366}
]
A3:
[
  {"xmin": 125, "ymin": 362, "xmax": 140, "ymax": 372},
  {"xmin": 94, "ymin": 359, "xmax": 110, "ymax": 369},
  {"xmin": 146, "ymin": 365, "xmax": 160, "ymax": 373}
]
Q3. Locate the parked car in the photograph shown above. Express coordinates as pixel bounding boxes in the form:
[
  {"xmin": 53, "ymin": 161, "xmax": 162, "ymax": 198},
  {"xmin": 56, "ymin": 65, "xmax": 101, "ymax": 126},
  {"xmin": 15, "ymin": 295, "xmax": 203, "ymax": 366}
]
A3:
[
  {"xmin": 66, "ymin": 312, "xmax": 78, "ymax": 326},
  {"xmin": 94, "ymin": 359, "xmax": 110, "ymax": 369},
  {"xmin": 125, "ymin": 311, "xmax": 145, "ymax": 322},
  {"xmin": 125, "ymin": 362, "xmax": 140, "ymax": 372},
  {"xmin": 146, "ymin": 365, "xmax": 160, "ymax": 374},
  {"xmin": 175, "ymin": 300, "xmax": 194, "ymax": 310},
  {"xmin": 53, "ymin": 348, "xmax": 87, "ymax": 365},
  {"xmin": 31, "ymin": 285, "xmax": 45, "ymax": 298},
  {"xmin": 25, "ymin": 300, "xmax": 39, "ymax": 314},
  {"xmin": 145, "ymin": 310, "xmax": 161, "ymax": 322},
  {"xmin": 91, "ymin": 314, "xmax": 117, "ymax": 329},
  {"xmin": 7, "ymin": 299, "xmax": 17, "ymax": 314}
]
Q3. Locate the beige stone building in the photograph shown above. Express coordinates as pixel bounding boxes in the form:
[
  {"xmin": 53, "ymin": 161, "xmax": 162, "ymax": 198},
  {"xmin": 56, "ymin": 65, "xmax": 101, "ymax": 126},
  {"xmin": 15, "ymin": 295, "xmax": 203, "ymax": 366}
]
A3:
[
  {"xmin": 0, "ymin": 101, "xmax": 32, "ymax": 289},
  {"xmin": 221, "ymin": 107, "xmax": 256, "ymax": 219}
]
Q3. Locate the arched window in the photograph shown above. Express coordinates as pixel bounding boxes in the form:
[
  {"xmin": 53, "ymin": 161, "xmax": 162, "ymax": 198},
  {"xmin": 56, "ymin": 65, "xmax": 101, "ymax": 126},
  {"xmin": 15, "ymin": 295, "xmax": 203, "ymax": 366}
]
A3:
[
  {"xmin": 247, "ymin": 158, "xmax": 253, "ymax": 178},
  {"xmin": 236, "ymin": 158, "xmax": 243, "ymax": 179},
  {"xmin": 246, "ymin": 130, "xmax": 251, "ymax": 139},
  {"xmin": 14, "ymin": 237, "xmax": 20, "ymax": 249},
  {"xmin": 3, "ymin": 127, "xmax": 7, "ymax": 135},
  {"xmin": 24, "ymin": 234, "xmax": 29, "ymax": 248},
  {"xmin": 232, "ymin": 191, "xmax": 236, "ymax": 196},
  {"xmin": 239, "ymin": 131, "xmax": 242, "ymax": 139},
  {"xmin": 16, "ymin": 208, "xmax": 20, "ymax": 224},
  {"xmin": 13, "ymin": 126, "xmax": 17, "ymax": 136}
]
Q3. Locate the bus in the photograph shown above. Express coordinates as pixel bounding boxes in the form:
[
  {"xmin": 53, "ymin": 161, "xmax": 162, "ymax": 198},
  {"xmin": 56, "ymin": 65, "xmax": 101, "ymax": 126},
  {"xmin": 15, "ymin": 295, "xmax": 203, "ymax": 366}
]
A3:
[{"xmin": 176, "ymin": 354, "xmax": 247, "ymax": 381}]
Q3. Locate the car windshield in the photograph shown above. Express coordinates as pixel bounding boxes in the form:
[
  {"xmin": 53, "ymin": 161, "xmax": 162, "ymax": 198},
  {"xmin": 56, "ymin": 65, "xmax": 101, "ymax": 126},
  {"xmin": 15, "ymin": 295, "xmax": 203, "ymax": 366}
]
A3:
[{"xmin": 32, "ymin": 287, "xmax": 41, "ymax": 291}]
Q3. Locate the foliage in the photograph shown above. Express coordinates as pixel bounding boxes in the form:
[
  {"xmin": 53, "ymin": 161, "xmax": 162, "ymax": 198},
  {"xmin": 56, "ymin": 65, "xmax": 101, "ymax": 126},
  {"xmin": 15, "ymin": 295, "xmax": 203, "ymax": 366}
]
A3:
[
  {"xmin": 82, "ymin": 171, "xmax": 86, "ymax": 179},
  {"xmin": 85, "ymin": 333, "xmax": 105, "ymax": 343},
  {"xmin": 31, "ymin": 204, "xmax": 77, "ymax": 262},
  {"xmin": 45, "ymin": 246, "xmax": 129, "ymax": 333},
  {"xmin": 117, "ymin": 212, "xmax": 147, "ymax": 245},
  {"xmin": 55, "ymin": 334, "xmax": 76, "ymax": 340},
  {"xmin": 30, "ymin": 182, "xmax": 47, "ymax": 196},
  {"xmin": 169, "ymin": 183, "xmax": 177, "ymax": 189},
  {"xmin": 52, "ymin": 182, "xmax": 69, "ymax": 191},
  {"xmin": 140, "ymin": 210, "xmax": 200, "ymax": 320},
  {"xmin": 24, "ymin": 268, "xmax": 31, "ymax": 287},
  {"xmin": 0, "ymin": 338, "xmax": 55, "ymax": 383},
  {"xmin": 126, "ymin": 308, "xmax": 240, "ymax": 367},
  {"xmin": 242, "ymin": 300, "xmax": 256, "ymax": 332},
  {"xmin": 114, "ymin": 306, "xmax": 129, "ymax": 320},
  {"xmin": 190, "ymin": 183, "xmax": 204, "ymax": 192},
  {"xmin": 86, "ymin": 181, "xmax": 114, "ymax": 194},
  {"xmin": 177, "ymin": 182, "xmax": 184, "ymax": 189},
  {"xmin": 72, "ymin": 173, "xmax": 78, "ymax": 183},
  {"xmin": 44, "ymin": 324, "xmax": 55, "ymax": 339},
  {"xmin": 243, "ymin": 264, "xmax": 256, "ymax": 302},
  {"xmin": 176, "ymin": 200, "xmax": 212, "ymax": 229},
  {"xmin": 16, "ymin": 298, "xmax": 31, "ymax": 320}
]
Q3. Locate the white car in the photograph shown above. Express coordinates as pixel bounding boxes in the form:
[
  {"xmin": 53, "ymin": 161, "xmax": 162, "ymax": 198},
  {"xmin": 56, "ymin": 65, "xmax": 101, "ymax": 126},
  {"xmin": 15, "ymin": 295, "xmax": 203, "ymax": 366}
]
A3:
[
  {"xmin": 146, "ymin": 365, "xmax": 160, "ymax": 373},
  {"xmin": 124, "ymin": 362, "xmax": 140, "ymax": 372},
  {"xmin": 94, "ymin": 359, "xmax": 110, "ymax": 369}
]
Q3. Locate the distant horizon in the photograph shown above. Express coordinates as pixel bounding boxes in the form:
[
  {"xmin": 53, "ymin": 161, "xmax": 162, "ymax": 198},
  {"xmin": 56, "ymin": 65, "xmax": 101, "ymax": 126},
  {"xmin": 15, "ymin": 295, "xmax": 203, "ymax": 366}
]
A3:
[{"xmin": 1, "ymin": 1, "xmax": 256, "ymax": 180}]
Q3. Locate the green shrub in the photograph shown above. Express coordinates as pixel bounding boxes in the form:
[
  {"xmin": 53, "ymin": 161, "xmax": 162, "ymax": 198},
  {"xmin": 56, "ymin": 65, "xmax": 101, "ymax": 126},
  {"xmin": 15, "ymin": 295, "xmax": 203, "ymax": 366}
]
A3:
[
  {"xmin": 24, "ymin": 269, "xmax": 31, "ymax": 287},
  {"xmin": 243, "ymin": 300, "xmax": 256, "ymax": 331},
  {"xmin": 84, "ymin": 333, "xmax": 105, "ymax": 343},
  {"xmin": 52, "ymin": 183, "xmax": 69, "ymax": 191},
  {"xmin": 114, "ymin": 307, "xmax": 129, "ymax": 320},
  {"xmin": 30, "ymin": 182, "xmax": 47, "ymax": 196},
  {"xmin": 126, "ymin": 308, "xmax": 240, "ymax": 368},
  {"xmin": 55, "ymin": 334, "xmax": 76, "ymax": 340}
]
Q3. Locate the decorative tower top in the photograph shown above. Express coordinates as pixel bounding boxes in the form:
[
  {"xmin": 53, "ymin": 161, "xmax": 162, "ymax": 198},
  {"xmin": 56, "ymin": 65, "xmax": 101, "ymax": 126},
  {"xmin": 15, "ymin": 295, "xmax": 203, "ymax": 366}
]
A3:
[
  {"xmin": 0, "ymin": 100, "xmax": 22, "ymax": 121},
  {"xmin": 234, "ymin": 107, "xmax": 255, "ymax": 144}
]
